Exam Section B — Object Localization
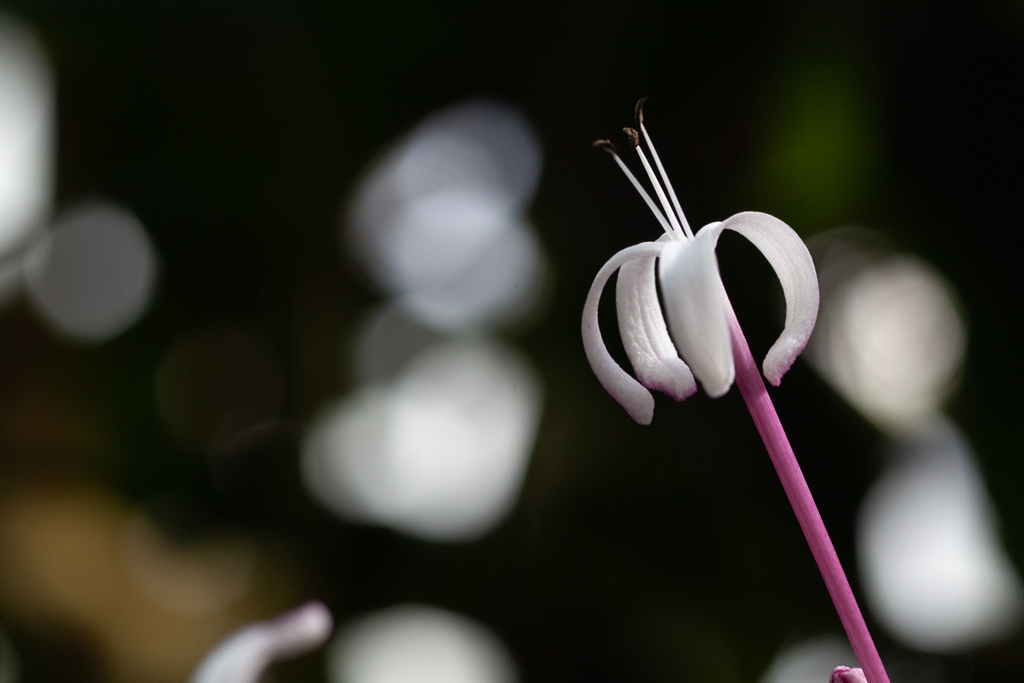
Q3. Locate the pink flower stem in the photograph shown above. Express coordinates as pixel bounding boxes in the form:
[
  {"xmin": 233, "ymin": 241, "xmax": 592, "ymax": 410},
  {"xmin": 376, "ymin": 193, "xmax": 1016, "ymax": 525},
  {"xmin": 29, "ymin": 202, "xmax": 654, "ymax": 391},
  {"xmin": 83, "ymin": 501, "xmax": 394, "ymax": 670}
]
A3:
[{"xmin": 726, "ymin": 305, "xmax": 889, "ymax": 683}]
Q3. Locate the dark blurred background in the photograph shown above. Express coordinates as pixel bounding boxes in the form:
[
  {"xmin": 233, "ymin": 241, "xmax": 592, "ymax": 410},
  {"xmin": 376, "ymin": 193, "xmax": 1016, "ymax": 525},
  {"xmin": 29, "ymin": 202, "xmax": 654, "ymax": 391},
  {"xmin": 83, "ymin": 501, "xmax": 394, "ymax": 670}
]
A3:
[{"xmin": 1, "ymin": 1, "xmax": 1023, "ymax": 682}]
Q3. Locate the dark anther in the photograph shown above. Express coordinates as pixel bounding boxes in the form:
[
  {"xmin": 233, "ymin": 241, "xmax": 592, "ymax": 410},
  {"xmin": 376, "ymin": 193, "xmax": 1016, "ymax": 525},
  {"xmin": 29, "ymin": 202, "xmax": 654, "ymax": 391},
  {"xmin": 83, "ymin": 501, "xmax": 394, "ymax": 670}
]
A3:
[{"xmin": 635, "ymin": 97, "xmax": 649, "ymax": 125}]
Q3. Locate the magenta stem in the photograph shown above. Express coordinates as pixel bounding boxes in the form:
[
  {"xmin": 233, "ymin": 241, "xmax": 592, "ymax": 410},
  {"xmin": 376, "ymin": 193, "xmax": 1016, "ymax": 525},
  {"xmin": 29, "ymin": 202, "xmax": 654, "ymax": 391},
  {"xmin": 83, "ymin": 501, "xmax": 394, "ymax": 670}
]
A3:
[{"xmin": 726, "ymin": 307, "xmax": 889, "ymax": 683}]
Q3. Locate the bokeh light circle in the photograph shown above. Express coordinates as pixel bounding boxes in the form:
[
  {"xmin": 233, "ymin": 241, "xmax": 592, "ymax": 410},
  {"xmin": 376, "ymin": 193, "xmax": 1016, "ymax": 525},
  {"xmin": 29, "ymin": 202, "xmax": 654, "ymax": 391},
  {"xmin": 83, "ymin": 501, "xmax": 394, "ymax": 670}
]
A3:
[
  {"xmin": 0, "ymin": 14, "xmax": 53, "ymax": 257},
  {"xmin": 303, "ymin": 338, "xmax": 542, "ymax": 541},
  {"xmin": 328, "ymin": 605, "xmax": 516, "ymax": 683},
  {"xmin": 25, "ymin": 202, "xmax": 158, "ymax": 342},
  {"xmin": 344, "ymin": 100, "xmax": 546, "ymax": 331}
]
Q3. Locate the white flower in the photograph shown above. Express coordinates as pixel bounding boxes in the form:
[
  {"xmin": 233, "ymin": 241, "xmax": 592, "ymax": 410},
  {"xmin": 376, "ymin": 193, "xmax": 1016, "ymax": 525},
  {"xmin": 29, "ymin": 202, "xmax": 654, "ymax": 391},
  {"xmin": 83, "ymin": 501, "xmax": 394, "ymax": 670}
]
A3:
[
  {"xmin": 582, "ymin": 104, "xmax": 819, "ymax": 424},
  {"xmin": 190, "ymin": 601, "xmax": 333, "ymax": 683}
]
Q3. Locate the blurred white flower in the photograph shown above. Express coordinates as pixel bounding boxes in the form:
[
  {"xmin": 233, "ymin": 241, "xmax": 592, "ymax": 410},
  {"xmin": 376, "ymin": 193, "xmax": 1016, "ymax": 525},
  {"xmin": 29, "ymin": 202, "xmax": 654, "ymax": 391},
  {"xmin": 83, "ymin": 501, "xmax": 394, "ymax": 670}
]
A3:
[
  {"xmin": 302, "ymin": 338, "xmax": 542, "ymax": 541},
  {"xmin": 858, "ymin": 418, "xmax": 1023, "ymax": 653},
  {"xmin": 344, "ymin": 100, "xmax": 546, "ymax": 330},
  {"xmin": 190, "ymin": 601, "xmax": 333, "ymax": 683},
  {"xmin": 0, "ymin": 13, "xmax": 53, "ymax": 259},
  {"xmin": 809, "ymin": 230, "xmax": 1021, "ymax": 652},
  {"xmin": 807, "ymin": 229, "xmax": 965, "ymax": 434}
]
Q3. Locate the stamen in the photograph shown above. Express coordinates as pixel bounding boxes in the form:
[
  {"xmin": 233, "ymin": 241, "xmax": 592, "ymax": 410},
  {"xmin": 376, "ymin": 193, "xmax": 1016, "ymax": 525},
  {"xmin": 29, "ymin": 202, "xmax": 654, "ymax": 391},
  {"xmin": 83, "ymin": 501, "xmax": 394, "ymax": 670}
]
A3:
[
  {"xmin": 634, "ymin": 97, "xmax": 648, "ymax": 126},
  {"xmin": 625, "ymin": 127, "xmax": 686, "ymax": 238},
  {"xmin": 635, "ymin": 99, "xmax": 694, "ymax": 238},
  {"xmin": 639, "ymin": 122, "xmax": 693, "ymax": 238},
  {"xmin": 593, "ymin": 140, "xmax": 674, "ymax": 235}
]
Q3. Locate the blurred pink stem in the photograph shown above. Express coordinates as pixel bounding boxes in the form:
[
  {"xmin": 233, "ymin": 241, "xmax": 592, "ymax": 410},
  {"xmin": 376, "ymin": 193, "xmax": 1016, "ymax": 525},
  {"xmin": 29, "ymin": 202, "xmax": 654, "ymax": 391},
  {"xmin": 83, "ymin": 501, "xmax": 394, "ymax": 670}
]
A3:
[{"xmin": 726, "ymin": 306, "xmax": 889, "ymax": 683}]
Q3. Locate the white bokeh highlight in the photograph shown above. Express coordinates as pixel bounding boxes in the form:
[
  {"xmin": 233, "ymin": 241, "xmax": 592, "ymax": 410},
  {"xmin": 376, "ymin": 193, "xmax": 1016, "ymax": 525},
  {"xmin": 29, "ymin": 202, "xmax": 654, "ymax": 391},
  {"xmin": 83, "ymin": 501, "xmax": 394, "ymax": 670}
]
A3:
[
  {"xmin": 809, "ymin": 228, "xmax": 1023, "ymax": 653},
  {"xmin": 24, "ymin": 201, "xmax": 158, "ymax": 342},
  {"xmin": 809, "ymin": 239, "xmax": 965, "ymax": 433},
  {"xmin": 345, "ymin": 100, "xmax": 546, "ymax": 330},
  {"xmin": 0, "ymin": 13, "xmax": 53, "ymax": 259},
  {"xmin": 328, "ymin": 605, "xmax": 516, "ymax": 683},
  {"xmin": 303, "ymin": 338, "xmax": 542, "ymax": 542},
  {"xmin": 858, "ymin": 419, "xmax": 1023, "ymax": 653},
  {"xmin": 759, "ymin": 635, "xmax": 856, "ymax": 683}
]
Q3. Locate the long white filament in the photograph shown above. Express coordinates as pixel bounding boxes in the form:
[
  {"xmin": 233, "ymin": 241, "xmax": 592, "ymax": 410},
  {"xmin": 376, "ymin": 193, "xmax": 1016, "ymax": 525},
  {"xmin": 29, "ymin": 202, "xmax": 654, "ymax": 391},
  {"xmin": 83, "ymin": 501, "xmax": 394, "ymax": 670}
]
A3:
[
  {"xmin": 639, "ymin": 122, "xmax": 694, "ymax": 238},
  {"xmin": 633, "ymin": 145, "xmax": 686, "ymax": 238},
  {"xmin": 597, "ymin": 110, "xmax": 695, "ymax": 241},
  {"xmin": 605, "ymin": 150, "xmax": 674, "ymax": 235}
]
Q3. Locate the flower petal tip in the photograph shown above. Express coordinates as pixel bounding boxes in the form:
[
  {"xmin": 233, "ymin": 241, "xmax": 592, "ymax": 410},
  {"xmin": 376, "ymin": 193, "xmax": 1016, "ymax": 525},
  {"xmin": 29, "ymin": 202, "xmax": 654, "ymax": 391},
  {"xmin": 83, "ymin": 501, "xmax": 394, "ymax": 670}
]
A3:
[
  {"xmin": 285, "ymin": 600, "xmax": 334, "ymax": 646},
  {"xmin": 658, "ymin": 227, "xmax": 735, "ymax": 401},
  {"xmin": 718, "ymin": 211, "xmax": 818, "ymax": 389},
  {"xmin": 667, "ymin": 382, "xmax": 699, "ymax": 402},
  {"xmin": 583, "ymin": 308, "xmax": 656, "ymax": 424},
  {"xmin": 628, "ymin": 394, "xmax": 656, "ymax": 425},
  {"xmin": 582, "ymin": 241, "xmax": 666, "ymax": 425},
  {"xmin": 829, "ymin": 666, "xmax": 867, "ymax": 683},
  {"xmin": 583, "ymin": 370, "xmax": 655, "ymax": 423},
  {"xmin": 616, "ymin": 251, "xmax": 698, "ymax": 404},
  {"xmin": 190, "ymin": 601, "xmax": 334, "ymax": 683},
  {"xmin": 701, "ymin": 370, "xmax": 734, "ymax": 399},
  {"xmin": 762, "ymin": 339, "xmax": 804, "ymax": 386}
]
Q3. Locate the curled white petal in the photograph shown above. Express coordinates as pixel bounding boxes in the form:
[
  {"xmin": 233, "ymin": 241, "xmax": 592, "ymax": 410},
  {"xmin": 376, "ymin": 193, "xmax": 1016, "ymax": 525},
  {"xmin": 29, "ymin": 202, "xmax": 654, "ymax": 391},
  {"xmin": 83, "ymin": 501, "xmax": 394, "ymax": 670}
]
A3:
[
  {"xmin": 658, "ymin": 226, "xmax": 734, "ymax": 398},
  {"xmin": 719, "ymin": 211, "xmax": 819, "ymax": 385},
  {"xmin": 615, "ymin": 251, "xmax": 696, "ymax": 401},
  {"xmin": 582, "ymin": 241, "xmax": 665, "ymax": 424},
  {"xmin": 190, "ymin": 601, "xmax": 333, "ymax": 683}
]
